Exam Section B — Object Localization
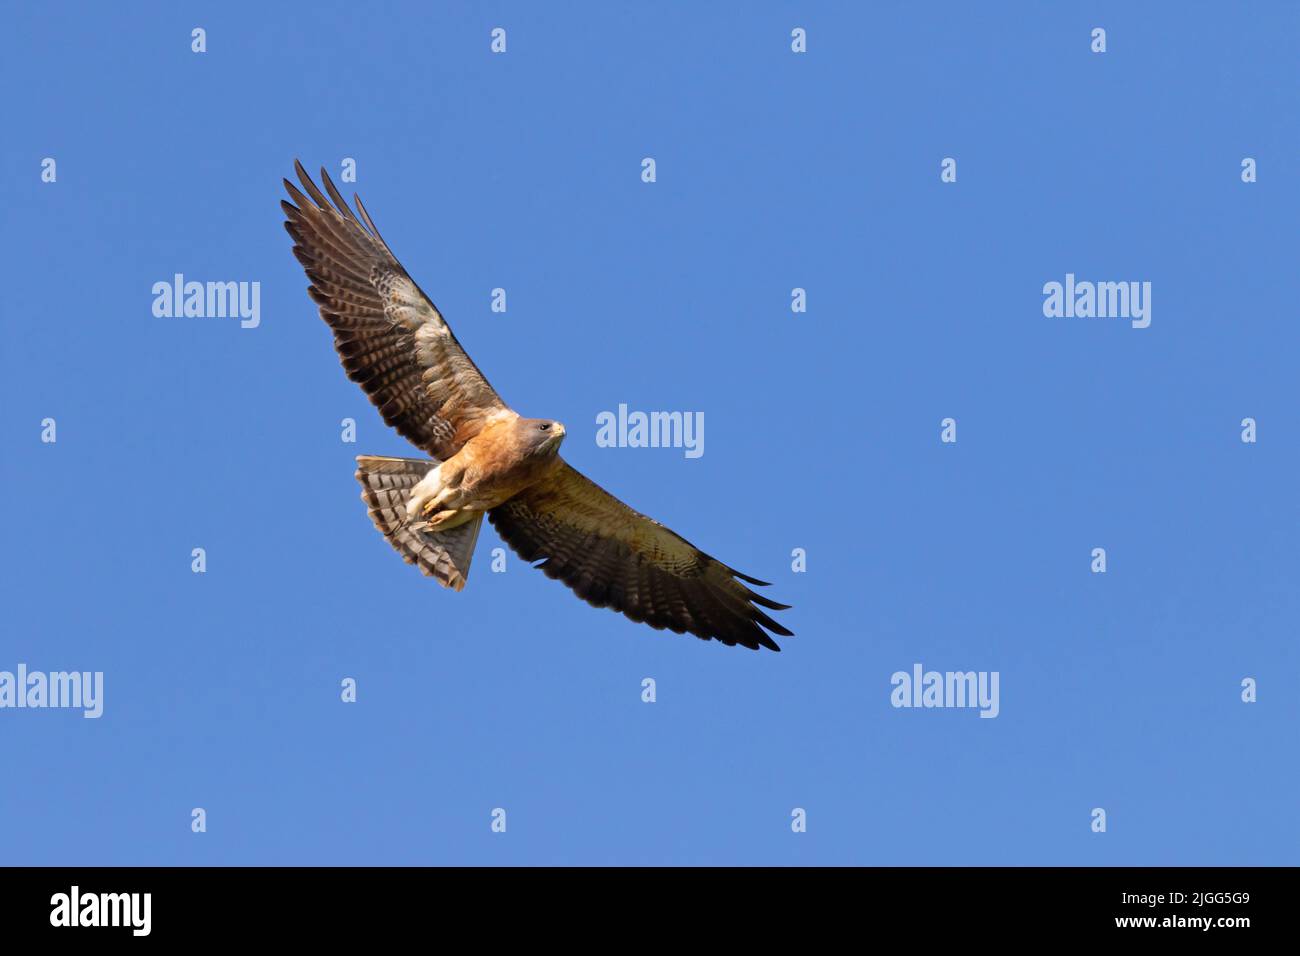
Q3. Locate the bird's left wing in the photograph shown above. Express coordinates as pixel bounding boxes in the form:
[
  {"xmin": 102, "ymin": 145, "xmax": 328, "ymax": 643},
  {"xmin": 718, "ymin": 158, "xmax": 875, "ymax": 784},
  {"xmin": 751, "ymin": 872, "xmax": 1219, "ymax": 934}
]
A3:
[
  {"xmin": 488, "ymin": 463, "xmax": 793, "ymax": 650},
  {"xmin": 282, "ymin": 161, "xmax": 513, "ymax": 460}
]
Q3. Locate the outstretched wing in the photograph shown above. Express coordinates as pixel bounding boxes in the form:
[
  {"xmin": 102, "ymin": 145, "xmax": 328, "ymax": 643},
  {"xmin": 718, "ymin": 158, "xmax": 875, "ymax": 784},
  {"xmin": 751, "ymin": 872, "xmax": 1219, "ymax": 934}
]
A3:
[
  {"xmin": 282, "ymin": 160, "xmax": 513, "ymax": 459},
  {"xmin": 488, "ymin": 463, "xmax": 793, "ymax": 651}
]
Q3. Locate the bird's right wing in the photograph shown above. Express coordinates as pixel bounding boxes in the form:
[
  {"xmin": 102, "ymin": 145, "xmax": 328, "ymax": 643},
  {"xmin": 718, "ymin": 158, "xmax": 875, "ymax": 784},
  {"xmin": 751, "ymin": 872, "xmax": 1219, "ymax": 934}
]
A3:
[
  {"xmin": 489, "ymin": 462, "xmax": 793, "ymax": 650},
  {"xmin": 282, "ymin": 161, "xmax": 514, "ymax": 459}
]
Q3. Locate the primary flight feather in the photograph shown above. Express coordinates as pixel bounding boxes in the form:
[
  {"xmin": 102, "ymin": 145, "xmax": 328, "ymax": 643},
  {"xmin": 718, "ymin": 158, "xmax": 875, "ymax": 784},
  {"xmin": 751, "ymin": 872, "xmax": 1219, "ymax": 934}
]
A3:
[{"xmin": 282, "ymin": 161, "xmax": 793, "ymax": 650}]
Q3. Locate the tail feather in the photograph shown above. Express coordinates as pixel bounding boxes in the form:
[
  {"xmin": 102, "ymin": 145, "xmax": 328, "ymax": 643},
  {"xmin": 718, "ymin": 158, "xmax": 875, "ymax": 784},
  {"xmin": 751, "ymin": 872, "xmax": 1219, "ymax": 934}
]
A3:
[{"xmin": 355, "ymin": 455, "xmax": 483, "ymax": 591}]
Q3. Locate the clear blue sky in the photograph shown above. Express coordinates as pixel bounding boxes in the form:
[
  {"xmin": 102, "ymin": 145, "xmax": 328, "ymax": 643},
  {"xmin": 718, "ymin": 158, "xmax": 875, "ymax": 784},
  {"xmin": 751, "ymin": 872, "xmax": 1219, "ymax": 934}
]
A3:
[{"xmin": 3, "ymin": 2, "xmax": 1297, "ymax": 865}]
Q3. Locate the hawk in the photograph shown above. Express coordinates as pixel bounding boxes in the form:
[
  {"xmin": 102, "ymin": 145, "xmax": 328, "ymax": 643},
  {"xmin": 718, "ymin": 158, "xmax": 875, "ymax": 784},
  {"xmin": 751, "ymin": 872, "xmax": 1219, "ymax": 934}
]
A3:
[{"xmin": 282, "ymin": 162, "xmax": 793, "ymax": 651}]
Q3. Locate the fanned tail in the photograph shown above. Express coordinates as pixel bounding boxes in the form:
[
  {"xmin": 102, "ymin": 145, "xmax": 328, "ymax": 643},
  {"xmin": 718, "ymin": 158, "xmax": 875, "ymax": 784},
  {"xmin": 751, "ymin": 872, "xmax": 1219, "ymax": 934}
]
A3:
[{"xmin": 354, "ymin": 455, "xmax": 483, "ymax": 591}]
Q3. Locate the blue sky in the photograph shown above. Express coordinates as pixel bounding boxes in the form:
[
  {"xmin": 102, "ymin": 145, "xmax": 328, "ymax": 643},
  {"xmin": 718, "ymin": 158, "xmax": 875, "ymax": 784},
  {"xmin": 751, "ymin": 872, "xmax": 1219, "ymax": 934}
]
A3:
[{"xmin": 2, "ymin": 1, "xmax": 1297, "ymax": 865}]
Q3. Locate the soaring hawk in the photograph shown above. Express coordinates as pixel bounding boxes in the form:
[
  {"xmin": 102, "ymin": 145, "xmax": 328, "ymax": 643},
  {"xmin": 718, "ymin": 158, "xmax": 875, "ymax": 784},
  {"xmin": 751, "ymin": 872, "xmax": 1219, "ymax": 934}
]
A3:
[{"xmin": 282, "ymin": 162, "xmax": 792, "ymax": 650}]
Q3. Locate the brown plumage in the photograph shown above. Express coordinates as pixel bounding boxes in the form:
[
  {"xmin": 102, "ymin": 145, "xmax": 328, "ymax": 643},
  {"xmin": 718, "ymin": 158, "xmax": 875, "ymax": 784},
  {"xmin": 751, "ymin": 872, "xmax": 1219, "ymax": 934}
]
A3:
[{"xmin": 283, "ymin": 161, "xmax": 793, "ymax": 650}]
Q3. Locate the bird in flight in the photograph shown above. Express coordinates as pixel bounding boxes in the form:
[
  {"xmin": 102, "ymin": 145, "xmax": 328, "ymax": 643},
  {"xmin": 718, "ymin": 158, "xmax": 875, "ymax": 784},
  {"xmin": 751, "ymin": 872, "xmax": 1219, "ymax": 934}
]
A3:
[{"xmin": 281, "ymin": 161, "xmax": 792, "ymax": 650}]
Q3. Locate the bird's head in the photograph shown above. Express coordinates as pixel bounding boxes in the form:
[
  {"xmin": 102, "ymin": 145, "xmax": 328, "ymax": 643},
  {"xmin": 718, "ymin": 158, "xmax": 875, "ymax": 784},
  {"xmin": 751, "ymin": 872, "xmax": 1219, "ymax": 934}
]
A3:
[{"xmin": 516, "ymin": 417, "xmax": 567, "ymax": 457}]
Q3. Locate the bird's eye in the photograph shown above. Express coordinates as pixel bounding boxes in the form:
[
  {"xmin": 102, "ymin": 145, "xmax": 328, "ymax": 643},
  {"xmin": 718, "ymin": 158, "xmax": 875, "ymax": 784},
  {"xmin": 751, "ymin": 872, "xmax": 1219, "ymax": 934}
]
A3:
[{"xmin": 539, "ymin": 423, "xmax": 550, "ymax": 431}]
